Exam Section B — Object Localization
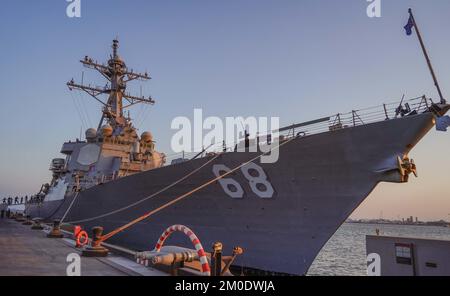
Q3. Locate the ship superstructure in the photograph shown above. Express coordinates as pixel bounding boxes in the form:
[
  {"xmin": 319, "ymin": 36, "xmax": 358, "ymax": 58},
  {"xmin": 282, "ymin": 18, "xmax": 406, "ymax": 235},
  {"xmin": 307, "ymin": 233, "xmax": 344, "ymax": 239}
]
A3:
[{"xmin": 34, "ymin": 40, "xmax": 165, "ymax": 202}]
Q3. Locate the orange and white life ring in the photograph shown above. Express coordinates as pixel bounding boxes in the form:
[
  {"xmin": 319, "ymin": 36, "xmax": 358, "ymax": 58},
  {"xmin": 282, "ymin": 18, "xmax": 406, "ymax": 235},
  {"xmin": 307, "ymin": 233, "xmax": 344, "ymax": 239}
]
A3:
[{"xmin": 75, "ymin": 230, "xmax": 89, "ymax": 247}]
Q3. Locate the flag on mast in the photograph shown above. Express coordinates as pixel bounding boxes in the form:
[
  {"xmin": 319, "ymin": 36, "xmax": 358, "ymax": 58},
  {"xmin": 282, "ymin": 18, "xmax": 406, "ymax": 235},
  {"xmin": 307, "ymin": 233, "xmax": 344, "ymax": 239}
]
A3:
[{"xmin": 404, "ymin": 15, "xmax": 414, "ymax": 35}]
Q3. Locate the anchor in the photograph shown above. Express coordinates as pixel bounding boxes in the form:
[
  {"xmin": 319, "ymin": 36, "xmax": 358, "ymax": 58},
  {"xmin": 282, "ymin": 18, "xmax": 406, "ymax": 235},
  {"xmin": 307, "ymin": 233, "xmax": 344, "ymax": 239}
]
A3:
[{"xmin": 397, "ymin": 155, "xmax": 418, "ymax": 182}]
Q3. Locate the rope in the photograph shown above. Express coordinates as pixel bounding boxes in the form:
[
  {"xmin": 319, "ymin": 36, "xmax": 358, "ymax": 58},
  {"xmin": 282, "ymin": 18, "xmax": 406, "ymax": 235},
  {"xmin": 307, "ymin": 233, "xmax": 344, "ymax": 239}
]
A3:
[
  {"xmin": 70, "ymin": 91, "xmax": 87, "ymax": 131},
  {"xmin": 77, "ymin": 91, "xmax": 93, "ymax": 128},
  {"xmin": 137, "ymin": 105, "xmax": 151, "ymax": 131},
  {"xmin": 65, "ymin": 153, "xmax": 222, "ymax": 224},
  {"xmin": 99, "ymin": 136, "xmax": 296, "ymax": 243},
  {"xmin": 60, "ymin": 192, "xmax": 80, "ymax": 224},
  {"xmin": 42, "ymin": 197, "xmax": 70, "ymax": 221}
]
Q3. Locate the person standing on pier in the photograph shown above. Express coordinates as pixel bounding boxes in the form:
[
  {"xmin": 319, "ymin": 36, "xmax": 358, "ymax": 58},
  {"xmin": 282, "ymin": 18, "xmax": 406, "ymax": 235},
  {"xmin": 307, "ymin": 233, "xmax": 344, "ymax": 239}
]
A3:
[
  {"xmin": 14, "ymin": 196, "xmax": 18, "ymax": 204},
  {"xmin": 2, "ymin": 198, "xmax": 5, "ymax": 204}
]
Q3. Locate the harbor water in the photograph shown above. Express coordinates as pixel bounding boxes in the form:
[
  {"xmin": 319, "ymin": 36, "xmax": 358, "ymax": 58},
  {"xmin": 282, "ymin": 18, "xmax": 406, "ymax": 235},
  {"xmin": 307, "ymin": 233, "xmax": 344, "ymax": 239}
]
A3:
[{"xmin": 308, "ymin": 223, "xmax": 450, "ymax": 276}]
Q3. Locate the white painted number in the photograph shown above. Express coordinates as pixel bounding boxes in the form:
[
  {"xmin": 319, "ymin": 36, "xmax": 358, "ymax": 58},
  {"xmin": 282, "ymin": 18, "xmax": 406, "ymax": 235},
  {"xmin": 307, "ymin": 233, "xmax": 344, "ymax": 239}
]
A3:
[
  {"xmin": 213, "ymin": 164, "xmax": 244, "ymax": 198},
  {"xmin": 241, "ymin": 162, "xmax": 274, "ymax": 198},
  {"xmin": 213, "ymin": 163, "xmax": 274, "ymax": 198}
]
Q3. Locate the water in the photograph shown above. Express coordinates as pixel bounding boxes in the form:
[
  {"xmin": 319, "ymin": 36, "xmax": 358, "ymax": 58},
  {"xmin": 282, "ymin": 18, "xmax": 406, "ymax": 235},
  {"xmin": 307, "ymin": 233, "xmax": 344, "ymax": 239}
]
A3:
[{"xmin": 307, "ymin": 223, "xmax": 450, "ymax": 276}]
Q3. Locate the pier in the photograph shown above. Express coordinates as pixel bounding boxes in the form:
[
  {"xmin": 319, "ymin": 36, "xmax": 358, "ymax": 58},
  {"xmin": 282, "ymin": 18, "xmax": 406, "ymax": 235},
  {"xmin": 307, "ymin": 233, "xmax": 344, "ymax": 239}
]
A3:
[{"xmin": 0, "ymin": 218, "xmax": 166, "ymax": 276}]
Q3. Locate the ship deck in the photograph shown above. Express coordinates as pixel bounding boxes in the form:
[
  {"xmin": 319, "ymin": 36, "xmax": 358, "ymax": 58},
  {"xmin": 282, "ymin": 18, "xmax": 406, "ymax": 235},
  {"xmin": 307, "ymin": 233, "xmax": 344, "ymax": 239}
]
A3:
[{"xmin": 0, "ymin": 217, "xmax": 166, "ymax": 276}]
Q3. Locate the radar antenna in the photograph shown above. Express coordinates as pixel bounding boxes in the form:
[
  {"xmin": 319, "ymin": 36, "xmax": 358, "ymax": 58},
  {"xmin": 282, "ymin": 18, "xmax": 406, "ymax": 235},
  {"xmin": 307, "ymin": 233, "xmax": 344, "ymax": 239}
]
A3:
[{"xmin": 67, "ymin": 39, "xmax": 155, "ymax": 130}]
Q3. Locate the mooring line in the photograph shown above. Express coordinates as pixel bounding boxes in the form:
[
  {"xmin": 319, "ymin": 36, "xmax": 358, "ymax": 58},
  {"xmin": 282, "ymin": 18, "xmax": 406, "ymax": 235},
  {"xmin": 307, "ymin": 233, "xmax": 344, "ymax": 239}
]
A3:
[
  {"xmin": 65, "ymin": 153, "xmax": 222, "ymax": 224},
  {"xmin": 60, "ymin": 192, "xmax": 79, "ymax": 224},
  {"xmin": 98, "ymin": 137, "xmax": 296, "ymax": 243},
  {"xmin": 42, "ymin": 196, "xmax": 70, "ymax": 221}
]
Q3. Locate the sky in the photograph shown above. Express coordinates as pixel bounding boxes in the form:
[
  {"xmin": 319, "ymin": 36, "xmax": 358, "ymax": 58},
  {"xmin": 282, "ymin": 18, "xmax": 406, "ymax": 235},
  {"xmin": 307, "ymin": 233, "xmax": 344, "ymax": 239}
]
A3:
[{"xmin": 0, "ymin": 0, "xmax": 449, "ymax": 221}]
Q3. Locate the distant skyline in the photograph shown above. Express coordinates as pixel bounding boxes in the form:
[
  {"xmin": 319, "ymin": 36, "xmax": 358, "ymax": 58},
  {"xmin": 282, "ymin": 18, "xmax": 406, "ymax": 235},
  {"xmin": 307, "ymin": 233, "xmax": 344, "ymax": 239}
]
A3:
[{"xmin": 0, "ymin": 1, "xmax": 449, "ymax": 220}]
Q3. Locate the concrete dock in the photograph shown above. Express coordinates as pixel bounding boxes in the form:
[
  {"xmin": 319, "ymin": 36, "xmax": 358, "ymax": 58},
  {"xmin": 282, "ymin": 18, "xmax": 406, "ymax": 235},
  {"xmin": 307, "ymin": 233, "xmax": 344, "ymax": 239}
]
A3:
[{"xmin": 0, "ymin": 218, "xmax": 166, "ymax": 276}]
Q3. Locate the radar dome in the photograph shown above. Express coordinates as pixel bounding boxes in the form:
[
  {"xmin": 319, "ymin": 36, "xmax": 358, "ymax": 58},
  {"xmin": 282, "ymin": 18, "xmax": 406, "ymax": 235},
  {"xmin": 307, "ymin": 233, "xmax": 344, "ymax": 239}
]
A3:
[
  {"xmin": 102, "ymin": 124, "xmax": 113, "ymax": 137},
  {"xmin": 141, "ymin": 131, "xmax": 153, "ymax": 143},
  {"xmin": 85, "ymin": 128, "xmax": 97, "ymax": 141}
]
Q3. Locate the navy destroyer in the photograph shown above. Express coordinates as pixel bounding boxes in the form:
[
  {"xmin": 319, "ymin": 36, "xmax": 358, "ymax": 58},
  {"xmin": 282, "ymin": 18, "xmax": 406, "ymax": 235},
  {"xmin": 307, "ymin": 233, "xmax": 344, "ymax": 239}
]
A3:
[{"xmin": 23, "ymin": 11, "xmax": 450, "ymax": 275}]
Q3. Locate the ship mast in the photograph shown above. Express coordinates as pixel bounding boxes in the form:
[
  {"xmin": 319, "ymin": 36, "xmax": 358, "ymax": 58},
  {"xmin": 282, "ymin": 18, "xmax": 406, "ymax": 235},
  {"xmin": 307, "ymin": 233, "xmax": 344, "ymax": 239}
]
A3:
[{"xmin": 67, "ymin": 39, "xmax": 155, "ymax": 130}]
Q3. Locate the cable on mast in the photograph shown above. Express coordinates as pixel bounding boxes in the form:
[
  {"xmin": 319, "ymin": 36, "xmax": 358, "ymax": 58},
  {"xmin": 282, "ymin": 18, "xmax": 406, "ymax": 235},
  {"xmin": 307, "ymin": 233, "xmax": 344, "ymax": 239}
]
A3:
[
  {"xmin": 67, "ymin": 39, "xmax": 156, "ymax": 129},
  {"xmin": 70, "ymin": 91, "xmax": 87, "ymax": 131}
]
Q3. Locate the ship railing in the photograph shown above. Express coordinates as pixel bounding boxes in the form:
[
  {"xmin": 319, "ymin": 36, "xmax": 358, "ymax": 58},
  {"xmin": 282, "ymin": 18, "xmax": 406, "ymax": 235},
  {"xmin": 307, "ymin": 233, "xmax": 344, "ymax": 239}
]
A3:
[
  {"xmin": 87, "ymin": 173, "xmax": 119, "ymax": 185},
  {"xmin": 163, "ymin": 149, "xmax": 221, "ymax": 166},
  {"xmin": 278, "ymin": 95, "xmax": 433, "ymax": 139},
  {"xmin": 102, "ymin": 174, "xmax": 115, "ymax": 183},
  {"xmin": 162, "ymin": 95, "xmax": 434, "ymax": 165}
]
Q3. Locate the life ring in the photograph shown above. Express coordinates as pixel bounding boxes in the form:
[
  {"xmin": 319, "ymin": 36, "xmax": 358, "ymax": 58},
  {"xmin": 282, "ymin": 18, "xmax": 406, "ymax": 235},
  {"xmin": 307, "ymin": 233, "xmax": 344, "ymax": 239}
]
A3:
[
  {"xmin": 76, "ymin": 230, "xmax": 89, "ymax": 247},
  {"xmin": 154, "ymin": 224, "xmax": 210, "ymax": 276}
]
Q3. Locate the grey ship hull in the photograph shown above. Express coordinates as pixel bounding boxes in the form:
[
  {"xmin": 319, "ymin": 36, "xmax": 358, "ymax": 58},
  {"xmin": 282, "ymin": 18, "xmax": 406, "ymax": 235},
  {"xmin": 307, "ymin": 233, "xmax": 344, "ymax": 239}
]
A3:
[{"xmin": 26, "ymin": 112, "xmax": 436, "ymax": 275}]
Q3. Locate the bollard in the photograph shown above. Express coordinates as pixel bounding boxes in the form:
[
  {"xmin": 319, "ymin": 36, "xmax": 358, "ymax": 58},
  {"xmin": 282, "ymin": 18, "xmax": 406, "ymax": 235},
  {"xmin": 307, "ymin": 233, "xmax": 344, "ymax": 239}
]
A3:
[
  {"xmin": 81, "ymin": 226, "xmax": 109, "ymax": 257},
  {"xmin": 220, "ymin": 246, "xmax": 244, "ymax": 276},
  {"xmin": 22, "ymin": 215, "xmax": 33, "ymax": 225},
  {"xmin": 47, "ymin": 220, "xmax": 64, "ymax": 238},
  {"xmin": 212, "ymin": 241, "xmax": 223, "ymax": 276},
  {"xmin": 31, "ymin": 218, "xmax": 44, "ymax": 230},
  {"xmin": 15, "ymin": 213, "xmax": 26, "ymax": 222}
]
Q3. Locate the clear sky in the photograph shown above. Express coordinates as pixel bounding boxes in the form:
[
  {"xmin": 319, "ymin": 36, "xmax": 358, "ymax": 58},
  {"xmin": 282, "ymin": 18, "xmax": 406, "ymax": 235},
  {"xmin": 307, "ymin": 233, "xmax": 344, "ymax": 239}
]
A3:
[{"xmin": 0, "ymin": 0, "xmax": 449, "ymax": 221}]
